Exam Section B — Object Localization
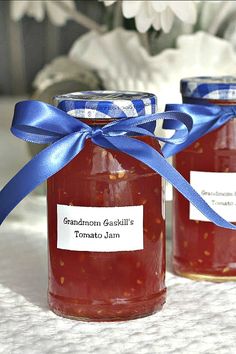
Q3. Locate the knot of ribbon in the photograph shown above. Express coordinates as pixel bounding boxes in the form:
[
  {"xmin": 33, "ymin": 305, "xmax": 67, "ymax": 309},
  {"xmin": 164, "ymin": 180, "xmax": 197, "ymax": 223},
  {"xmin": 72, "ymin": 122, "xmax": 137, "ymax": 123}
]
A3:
[
  {"xmin": 90, "ymin": 127, "xmax": 103, "ymax": 138},
  {"xmin": 0, "ymin": 100, "xmax": 235, "ymax": 231},
  {"xmin": 162, "ymin": 103, "xmax": 236, "ymax": 158}
]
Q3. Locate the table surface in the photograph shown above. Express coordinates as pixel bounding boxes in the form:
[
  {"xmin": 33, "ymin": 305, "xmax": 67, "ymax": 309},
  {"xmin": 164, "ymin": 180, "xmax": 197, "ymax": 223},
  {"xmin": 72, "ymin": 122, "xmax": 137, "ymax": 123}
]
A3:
[{"xmin": 1, "ymin": 97, "xmax": 236, "ymax": 354}]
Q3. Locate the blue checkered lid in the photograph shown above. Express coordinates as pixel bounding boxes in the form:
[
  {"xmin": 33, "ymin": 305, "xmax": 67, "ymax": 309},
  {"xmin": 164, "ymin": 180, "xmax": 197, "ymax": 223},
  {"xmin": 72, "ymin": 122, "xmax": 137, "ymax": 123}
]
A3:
[
  {"xmin": 54, "ymin": 91, "xmax": 157, "ymax": 119},
  {"xmin": 181, "ymin": 76, "xmax": 236, "ymax": 100}
]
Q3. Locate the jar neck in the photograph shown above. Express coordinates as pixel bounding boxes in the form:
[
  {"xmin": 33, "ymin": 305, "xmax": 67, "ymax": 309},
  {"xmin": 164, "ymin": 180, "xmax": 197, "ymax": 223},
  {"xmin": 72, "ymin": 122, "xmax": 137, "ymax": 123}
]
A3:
[
  {"xmin": 183, "ymin": 97, "xmax": 236, "ymax": 106},
  {"xmin": 66, "ymin": 115, "xmax": 156, "ymax": 134},
  {"xmin": 79, "ymin": 118, "xmax": 116, "ymax": 126}
]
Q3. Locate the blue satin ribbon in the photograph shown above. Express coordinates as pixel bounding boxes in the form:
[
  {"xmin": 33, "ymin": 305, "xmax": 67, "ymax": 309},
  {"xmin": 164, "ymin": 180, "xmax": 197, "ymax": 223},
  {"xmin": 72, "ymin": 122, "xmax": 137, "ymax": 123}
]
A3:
[
  {"xmin": 162, "ymin": 103, "xmax": 236, "ymax": 158},
  {"xmin": 0, "ymin": 100, "xmax": 236, "ymax": 231}
]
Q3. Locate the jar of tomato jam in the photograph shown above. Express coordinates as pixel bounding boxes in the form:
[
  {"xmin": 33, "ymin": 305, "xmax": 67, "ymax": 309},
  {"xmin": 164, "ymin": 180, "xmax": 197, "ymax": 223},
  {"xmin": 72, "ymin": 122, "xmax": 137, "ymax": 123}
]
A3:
[
  {"xmin": 173, "ymin": 77, "xmax": 236, "ymax": 281},
  {"xmin": 47, "ymin": 91, "xmax": 166, "ymax": 321}
]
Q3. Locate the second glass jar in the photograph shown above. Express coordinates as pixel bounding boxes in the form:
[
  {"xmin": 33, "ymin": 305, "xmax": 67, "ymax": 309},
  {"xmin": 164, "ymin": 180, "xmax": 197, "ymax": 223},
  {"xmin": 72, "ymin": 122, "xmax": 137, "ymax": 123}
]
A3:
[{"xmin": 173, "ymin": 77, "xmax": 236, "ymax": 281}]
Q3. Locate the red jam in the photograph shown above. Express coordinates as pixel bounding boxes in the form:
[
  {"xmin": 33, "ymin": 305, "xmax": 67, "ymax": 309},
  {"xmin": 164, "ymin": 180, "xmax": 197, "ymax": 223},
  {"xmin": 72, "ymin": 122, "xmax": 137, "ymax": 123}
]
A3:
[
  {"xmin": 47, "ymin": 119, "xmax": 166, "ymax": 321},
  {"xmin": 173, "ymin": 99, "xmax": 236, "ymax": 281}
]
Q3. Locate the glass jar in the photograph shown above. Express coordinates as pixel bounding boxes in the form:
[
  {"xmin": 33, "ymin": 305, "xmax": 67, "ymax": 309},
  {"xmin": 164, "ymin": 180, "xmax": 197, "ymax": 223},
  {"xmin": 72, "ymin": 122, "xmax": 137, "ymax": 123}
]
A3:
[
  {"xmin": 173, "ymin": 77, "xmax": 236, "ymax": 281},
  {"xmin": 47, "ymin": 91, "xmax": 166, "ymax": 321}
]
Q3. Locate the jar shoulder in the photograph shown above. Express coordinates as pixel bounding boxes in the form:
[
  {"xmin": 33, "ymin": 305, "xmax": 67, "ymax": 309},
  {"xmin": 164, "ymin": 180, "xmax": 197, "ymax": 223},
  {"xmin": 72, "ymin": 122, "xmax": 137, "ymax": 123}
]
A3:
[{"xmin": 54, "ymin": 137, "xmax": 162, "ymax": 179}]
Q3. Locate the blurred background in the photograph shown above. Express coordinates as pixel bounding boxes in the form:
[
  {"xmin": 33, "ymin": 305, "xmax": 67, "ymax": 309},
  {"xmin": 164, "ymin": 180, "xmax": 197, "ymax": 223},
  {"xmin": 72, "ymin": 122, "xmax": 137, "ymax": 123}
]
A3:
[
  {"xmin": 1, "ymin": 1, "xmax": 236, "ymax": 99},
  {"xmin": 0, "ymin": 0, "xmax": 104, "ymax": 95}
]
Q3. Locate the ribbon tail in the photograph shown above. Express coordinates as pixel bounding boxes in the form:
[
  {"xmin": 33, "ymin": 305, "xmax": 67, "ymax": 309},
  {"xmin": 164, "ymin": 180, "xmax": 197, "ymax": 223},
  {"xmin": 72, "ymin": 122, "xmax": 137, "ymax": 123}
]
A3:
[
  {"xmin": 94, "ymin": 135, "xmax": 236, "ymax": 230},
  {"xmin": 0, "ymin": 132, "xmax": 87, "ymax": 225}
]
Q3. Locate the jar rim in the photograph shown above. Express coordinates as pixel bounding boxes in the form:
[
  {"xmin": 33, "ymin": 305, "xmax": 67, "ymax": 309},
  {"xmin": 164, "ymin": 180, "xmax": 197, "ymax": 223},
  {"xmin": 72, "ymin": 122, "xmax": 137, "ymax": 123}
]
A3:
[
  {"xmin": 54, "ymin": 90, "xmax": 157, "ymax": 119},
  {"xmin": 180, "ymin": 76, "xmax": 236, "ymax": 101}
]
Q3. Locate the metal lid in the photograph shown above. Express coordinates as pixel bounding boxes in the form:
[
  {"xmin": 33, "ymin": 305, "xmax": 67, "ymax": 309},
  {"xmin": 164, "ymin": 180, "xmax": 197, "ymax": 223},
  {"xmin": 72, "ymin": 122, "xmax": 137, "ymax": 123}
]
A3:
[
  {"xmin": 54, "ymin": 90, "xmax": 157, "ymax": 119},
  {"xmin": 180, "ymin": 76, "xmax": 236, "ymax": 100}
]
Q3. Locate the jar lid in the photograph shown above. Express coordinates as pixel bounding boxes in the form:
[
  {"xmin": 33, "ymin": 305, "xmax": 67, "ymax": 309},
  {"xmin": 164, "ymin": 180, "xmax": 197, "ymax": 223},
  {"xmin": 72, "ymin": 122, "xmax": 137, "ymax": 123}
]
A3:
[
  {"xmin": 180, "ymin": 76, "xmax": 236, "ymax": 100},
  {"xmin": 54, "ymin": 90, "xmax": 157, "ymax": 119}
]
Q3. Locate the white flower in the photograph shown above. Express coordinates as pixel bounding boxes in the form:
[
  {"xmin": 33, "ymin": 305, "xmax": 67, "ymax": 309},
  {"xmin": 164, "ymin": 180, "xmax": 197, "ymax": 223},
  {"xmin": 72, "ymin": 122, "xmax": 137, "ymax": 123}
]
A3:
[
  {"xmin": 103, "ymin": 0, "xmax": 197, "ymax": 33},
  {"xmin": 69, "ymin": 29, "xmax": 236, "ymax": 111},
  {"xmin": 10, "ymin": 0, "xmax": 75, "ymax": 26}
]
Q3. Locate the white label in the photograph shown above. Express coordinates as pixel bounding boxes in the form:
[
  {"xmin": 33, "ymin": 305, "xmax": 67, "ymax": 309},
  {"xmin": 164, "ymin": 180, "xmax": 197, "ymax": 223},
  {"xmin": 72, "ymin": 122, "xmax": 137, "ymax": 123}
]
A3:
[
  {"xmin": 190, "ymin": 171, "xmax": 236, "ymax": 222},
  {"xmin": 57, "ymin": 204, "xmax": 143, "ymax": 252}
]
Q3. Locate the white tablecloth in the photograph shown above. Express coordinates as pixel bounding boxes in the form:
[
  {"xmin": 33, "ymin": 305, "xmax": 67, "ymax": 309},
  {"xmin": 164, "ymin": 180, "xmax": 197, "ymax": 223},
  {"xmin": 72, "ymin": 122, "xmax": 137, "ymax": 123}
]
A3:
[{"xmin": 1, "ymin": 97, "xmax": 236, "ymax": 354}]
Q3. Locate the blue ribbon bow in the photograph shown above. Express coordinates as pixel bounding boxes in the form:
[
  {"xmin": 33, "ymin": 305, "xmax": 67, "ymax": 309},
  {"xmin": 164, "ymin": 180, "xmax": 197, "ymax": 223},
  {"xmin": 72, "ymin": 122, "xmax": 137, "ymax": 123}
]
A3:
[
  {"xmin": 0, "ymin": 100, "xmax": 236, "ymax": 230},
  {"xmin": 162, "ymin": 103, "xmax": 236, "ymax": 158}
]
